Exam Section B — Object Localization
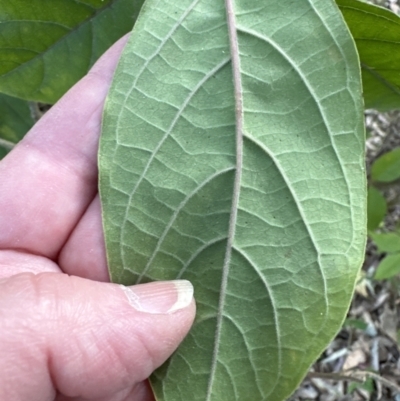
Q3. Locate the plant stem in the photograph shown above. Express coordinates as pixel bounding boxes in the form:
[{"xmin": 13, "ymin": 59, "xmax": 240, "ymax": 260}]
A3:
[{"xmin": 0, "ymin": 138, "xmax": 15, "ymax": 150}]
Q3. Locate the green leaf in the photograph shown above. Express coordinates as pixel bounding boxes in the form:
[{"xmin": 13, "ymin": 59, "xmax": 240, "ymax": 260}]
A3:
[
  {"xmin": 343, "ymin": 318, "xmax": 368, "ymax": 330},
  {"xmin": 374, "ymin": 253, "xmax": 400, "ymax": 280},
  {"xmin": 370, "ymin": 231, "xmax": 400, "ymax": 253},
  {"xmin": 371, "ymin": 147, "xmax": 400, "ymax": 183},
  {"xmin": 337, "ymin": 0, "xmax": 400, "ymax": 111},
  {"xmin": 0, "ymin": 0, "xmax": 145, "ymax": 103},
  {"xmin": 0, "ymin": 93, "xmax": 33, "ymax": 159},
  {"xmin": 348, "ymin": 376, "xmax": 374, "ymax": 395},
  {"xmin": 99, "ymin": 1, "xmax": 366, "ymax": 400},
  {"xmin": 367, "ymin": 186, "xmax": 386, "ymax": 231}
]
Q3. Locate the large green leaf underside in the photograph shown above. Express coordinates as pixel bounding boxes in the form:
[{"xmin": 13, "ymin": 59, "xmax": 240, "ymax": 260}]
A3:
[
  {"xmin": 0, "ymin": 93, "xmax": 33, "ymax": 159},
  {"xmin": 0, "ymin": 0, "xmax": 145, "ymax": 103},
  {"xmin": 337, "ymin": 0, "xmax": 400, "ymax": 111},
  {"xmin": 99, "ymin": 1, "xmax": 366, "ymax": 400}
]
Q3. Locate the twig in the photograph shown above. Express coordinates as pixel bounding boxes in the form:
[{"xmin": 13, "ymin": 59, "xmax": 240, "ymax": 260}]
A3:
[
  {"xmin": 28, "ymin": 102, "xmax": 43, "ymax": 122},
  {"xmin": 308, "ymin": 370, "xmax": 400, "ymax": 394},
  {"xmin": 307, "ymin": 371, "xmax": 364, "ymax": 384}
]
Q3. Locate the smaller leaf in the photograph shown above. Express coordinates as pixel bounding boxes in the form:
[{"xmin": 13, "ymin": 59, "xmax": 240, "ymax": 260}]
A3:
[
  {"xmin": 348, "ymin": 377, "xmax": 374, "ymax": 395},
  {"xmin": 367, "ymin": 186, "xmax": 386, "ymax": 231},
  {"xmin": 371, "ymin": 148, "xmax": 400, "ymax": 183},
  {"xmin": 343, "ymin": 318, "xmax": 368, "ymax": 330},
  {"xmin": 0, "ymin": 93, "xmax": 33, "ymax": 159},
  {"xmin": 337, "ymin": 0, "xmax": 400, "ymax": 110},
  {"xmin": 374, "ymin": 253, "xmax": 400, "ymax": 280},
  {"xmin": 370, "ymin": 231, "xmax": 400, "ymax": 253}
]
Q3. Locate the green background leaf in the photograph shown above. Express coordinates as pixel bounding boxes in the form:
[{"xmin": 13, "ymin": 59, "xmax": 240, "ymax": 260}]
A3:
[
  {"xmin": 0, "ymin": 93, "xmax": 33, "ymax": 159},
  {"xmin": 343, "ymin": 318, "xmax": 368, "ymax": 330},
  {"xmin": 99, "ymin": 0, "xmax": 366, "ymax": 400},
  {"xmin": 0, "ymin": 0, "xmax": 145, "ymax": 103},
  {"xmin": 374, "ymin": 253, "xmax": 400, "ymax": 280},
  {"xmin": 370, "ymin": 232, "xmax": 400, "ymax": 253},
  {"xmin": 367, "ymin": 186, "xmax": 387, "ymax": 231},
  {"xmin": 337, "ymin": 0, "xmax": 400, "ymax": 110},
  {"xmin": 371, "ymin": 147, "xmax": 400, "ymax": 183}
]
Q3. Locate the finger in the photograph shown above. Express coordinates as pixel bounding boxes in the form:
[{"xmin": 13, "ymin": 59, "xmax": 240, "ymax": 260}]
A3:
[
  {"xmin": 55, "ymin": 380, "xmax": 154, "ymax": 401},
  {"xmin": 0, "ymin": 273, "xmax": 195, "ymax": 401},
  {"xmin": 0, "ymin": 34, "xmax": 129, "ymax": 260},
  {"xmin": 58, "ymin": 195, "xmax": 109, "ymax": 282},
  {"xmin": 0, "ymin": 250, "xmax": 61, "ymax": 280}
]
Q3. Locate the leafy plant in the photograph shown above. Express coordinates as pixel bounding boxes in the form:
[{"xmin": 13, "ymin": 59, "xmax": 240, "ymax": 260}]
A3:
[
  {"xmin": 367, "ymin": 147, "xmax": 400, "ymax": 280},
  {"xmin": 3, "ymin": 0, "xmax": 400, "ymax": 400}
]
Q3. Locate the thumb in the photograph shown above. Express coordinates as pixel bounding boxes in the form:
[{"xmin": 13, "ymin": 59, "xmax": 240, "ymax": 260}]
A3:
[{"xmin": 0, "ymin": 272, "xmax": 195, "ymax": 401}]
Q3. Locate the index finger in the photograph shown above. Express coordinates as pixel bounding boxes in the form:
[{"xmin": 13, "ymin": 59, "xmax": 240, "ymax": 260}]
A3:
[{"xmin": 0, "ymin": 35, "xmax": 129, "ymax": 259}]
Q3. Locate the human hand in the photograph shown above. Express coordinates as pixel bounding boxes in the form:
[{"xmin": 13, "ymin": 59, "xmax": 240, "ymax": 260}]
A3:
[{"xmin": 0, "ymin": 36, "xmax": 196, "ymax": 401}]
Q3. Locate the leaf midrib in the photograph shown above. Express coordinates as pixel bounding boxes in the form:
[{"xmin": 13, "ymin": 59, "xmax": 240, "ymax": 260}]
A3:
[{"xmin": 205, "ymin": 1, "xmax": 244, "ymax": 399}]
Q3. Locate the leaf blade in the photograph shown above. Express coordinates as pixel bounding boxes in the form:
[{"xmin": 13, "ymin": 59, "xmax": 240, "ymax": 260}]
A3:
[
  {"xmin": 374, "ymin": 253, "xmax": 400, "ymax": 280},
  {"xmin": 99, "ymin": 1, "xmax": 366, "ymax": 400},
  {"xmin": 371, "ymin": 147, "xmax": 400, "ymax": 183},
  {"xmin": 0, "ymin": 0, "xmax": 145, "ymax": 103},
  {"xmin": 370, "ymin": 232, "xmax": 400, "ymax": 254},
  {"xmin": 337, "ymin": 0, "xmax": 400, "ymax": 110},
  {"xmin": 367, "ymin": 186, "xmax": 386, "ymax": 230}
]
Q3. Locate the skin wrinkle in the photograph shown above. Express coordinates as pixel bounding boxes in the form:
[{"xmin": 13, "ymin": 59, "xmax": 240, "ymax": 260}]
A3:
[
  {"xmin": 0, "ymin": 249, "xmax": 61, "ymax": 279},
  {"xmin": 58, "ymin": 195, "xmax": 109, "ymax": 282}
]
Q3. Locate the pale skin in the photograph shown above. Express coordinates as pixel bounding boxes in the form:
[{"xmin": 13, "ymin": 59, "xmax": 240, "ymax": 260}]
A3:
[{"xmin": 0, "ymin": 36, "xmax": 196, "ymax": 401}]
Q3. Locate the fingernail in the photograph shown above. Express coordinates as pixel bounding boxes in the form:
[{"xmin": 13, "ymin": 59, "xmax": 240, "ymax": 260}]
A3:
[{"xmin": 120, "ymin": 280, "xmax": 193, "ymax": 314}]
